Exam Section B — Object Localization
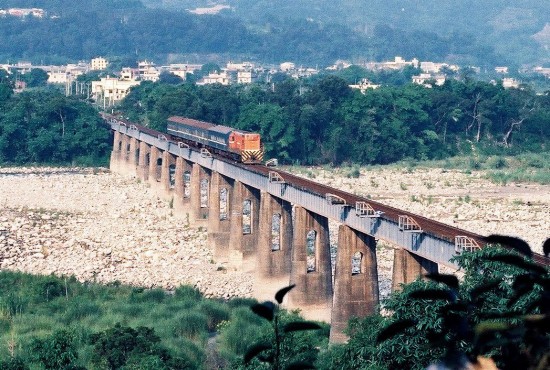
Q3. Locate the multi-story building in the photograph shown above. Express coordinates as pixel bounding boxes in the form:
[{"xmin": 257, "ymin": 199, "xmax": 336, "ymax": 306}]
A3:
[
  {"xmin": 412, "ymin": 73, "xmax": 446, "ymax": 87},
  {"xmin": 237, "ymin": 70, "xmax": 257, "ymax": 84},
  {"xmin": 502, "ymin": 78, "xmax": 520, "ymax": 89},
  {"xmin": 91, "ymin": 57, "xmax": 108, "ymax": 71},
  {"xmin": 91, "ymin": 77, "xmax": 140, "ymax": 108},
  {"xmin": 365, "ymin": 56, "xmax": 419, "ymax": 71},
  {"xmin": 349, "ymin": 78, "xmax": 380, "ymax": 93},
  {"xmin": 138, "ymin": 61, "xmax": 160, "ymax": 82},
  {"xmin": 199, "ymin": 71, "xmax": 231, "ymax": 85},
  {"xmin": 166, "ymin": 64, "xmax": 202, "ymax": 80}
]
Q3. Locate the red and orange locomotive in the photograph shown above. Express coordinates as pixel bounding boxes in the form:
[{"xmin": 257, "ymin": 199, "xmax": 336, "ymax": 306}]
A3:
[{"xmin": 167, "ymin": 116, "xmax": 264, "ymax": 164}]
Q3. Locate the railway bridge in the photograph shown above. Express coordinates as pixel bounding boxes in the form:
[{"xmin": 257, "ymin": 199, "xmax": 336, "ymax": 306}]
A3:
[{"xmin": 106, "ymin": 116, "xmax": 547, "ymax": 343}]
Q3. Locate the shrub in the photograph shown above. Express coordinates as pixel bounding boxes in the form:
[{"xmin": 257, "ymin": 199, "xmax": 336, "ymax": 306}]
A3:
[
  {"xmin": 172, "ymin": 311, "xmax": 208, "ymax": 341},
  {"xmin": 198, "ymin": 300, "xmax": 230, "ymax": 331},
  {"xmin": 173, "ymin": 286, "xmax": 202, "ymax": 302},
  {"xmin": 0, "ymin": 356, "xmax": 29, "ymax": 370},
  {"xmin": 489, "ymin": 156, "xmax": 507, "ymax": 169},
  {"xmin": 30, "ymin": 329, "xmax": 79, "ymax": 369}
]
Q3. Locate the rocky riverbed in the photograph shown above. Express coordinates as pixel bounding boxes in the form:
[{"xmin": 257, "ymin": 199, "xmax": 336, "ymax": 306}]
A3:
[
  {"xmin": 0, "ymin": 166, "xmax": 548, "ymax": 302},
  {"xmin": 0, "ymin": 167, "xmax": 252, "ymax": 299}
]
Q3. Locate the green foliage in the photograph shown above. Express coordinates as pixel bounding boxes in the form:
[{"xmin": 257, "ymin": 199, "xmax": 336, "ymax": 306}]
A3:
[
  {"xmin": 242, "ymin": 285, "xmax": 326, "ymax": 370},
  {"xmin": 30, "ymin": 329, "xmax": 79, "ymax": 369},
  {"xmin": 119, "ymin": 76, "xmax": 549, "ymax": 168},
  {"xmin": 0, "ymin": 90, "xmax": 110, "ymax": 165},
  {"xmin": 0, "ymin": 357, "xmax": 28, "ymax": 370}
]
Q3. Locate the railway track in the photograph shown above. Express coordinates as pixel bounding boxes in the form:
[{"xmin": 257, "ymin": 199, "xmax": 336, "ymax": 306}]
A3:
[
  {"xmin": 243, "ymin": 163, "xmax": 550, "ymax": 267},
  {"xmin": 106, "ymin": 114, "xmax": 550, "ymax": 267}
]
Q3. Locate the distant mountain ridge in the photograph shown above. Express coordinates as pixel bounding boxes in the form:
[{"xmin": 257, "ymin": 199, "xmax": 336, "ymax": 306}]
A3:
[
  {"xmin": 0, "ymin": 0, "xmax": 547, "ymax": 66},
  {"xmin": 144, "ymin": 0, "xmax": 549, "ymax": 66}
]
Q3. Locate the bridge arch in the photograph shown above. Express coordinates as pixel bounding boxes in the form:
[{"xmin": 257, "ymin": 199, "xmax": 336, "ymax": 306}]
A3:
[{"xmin": 306, "ymin": 229, "xmax": 317, "ymax": 272}]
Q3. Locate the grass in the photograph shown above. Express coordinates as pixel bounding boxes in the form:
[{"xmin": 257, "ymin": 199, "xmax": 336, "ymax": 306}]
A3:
[{"xmin": 0, "ymin": 270, "xmax": 313, "ymax": 369}]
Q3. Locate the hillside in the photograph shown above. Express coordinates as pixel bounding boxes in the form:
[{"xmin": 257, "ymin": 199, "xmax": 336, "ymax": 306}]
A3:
[
  {"xmin": 0, "ymin": 0, "xmax": 547, "ymax": 66},
  {"xmin": 145, "ymin": 0, "xmax": 550, "ymax": 66}
]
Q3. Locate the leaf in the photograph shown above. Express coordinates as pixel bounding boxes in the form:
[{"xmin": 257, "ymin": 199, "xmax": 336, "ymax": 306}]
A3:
[
  {"xmin": 524, "ymin": 295, "xmax": 550, "ymax": 313},
  {"xmin": 475, "ymin": 321, "xmax": 511, "ymax": 335},
  {"xmin": 251, "ymin": 301, "xmax": 276, "ymax": 321},
  {"xmin": 244, "ymin": 343, "xmax": 272, "ymax": 364},
  {"xmin": 484, "ymin": 254, "xmax": 547, "ymax": 275},
  {"xmin": 483, "ymin": 234, "xmax": 532, "ymax": 258},
  {"xmin": 543, "ymin": 238, "xmax": 550, "ymax": 258},
  {"xmin": 409, "ymin": 288, "xmax": 456, "ymax": 302},
  {"xmin": 283, "ymin": 321, "xmax": 322, "ymax": 333},
  {"xmin": 275, "ymin": 284, "xmax": 296, "ymax": 304},
  {"xmin": 376, "ymin": 319, "xmax": 416, "ymax": 343},
  {"xmin": 425, "ymin": 273, "xmax": 460, "ymax": 291},
  {"xmin": 469, "ymin": 280, "xmax": 501, "ymax": 301},
  {"xmin": 285, "ymin": 361, "xmax": 316, "ymax": 370},
  {"xmin": 523, "ymin": 314, "xmax": 550, "ymax": 330}
]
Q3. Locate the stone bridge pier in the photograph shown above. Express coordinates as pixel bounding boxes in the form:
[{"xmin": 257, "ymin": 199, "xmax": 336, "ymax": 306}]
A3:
[
  {"xmin": 287, "ymin": 206, "xmax": 333, "ymax": 323},
  {"xmin": 392, "ymin": 248, "xmax": 438, "ymax": 290},
  {"xmin": 108, "ymin": 133, "xmax": 447, "ymax": 344},
  {"xmin": 330, "ymin": 225, "xmax": 379, "ymax": 343},
  {"xmin": 254, "ymin": 191, "xmax": 293, "ymax": 301}
]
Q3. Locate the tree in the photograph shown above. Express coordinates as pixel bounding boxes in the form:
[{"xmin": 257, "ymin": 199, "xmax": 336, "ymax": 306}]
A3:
[
  {"xmin": 30, "ymin": 330, "xmax": 79, "ymax": 370},
  {"xmin": 237, "ymin": 102, "xmax": 295, "ymax": 162},
  {"xmin": 336, "ymin": 237, "xmax": 549, "ymax": 370},
  {"xmin": 158, "ymin": 71, "xmax": 183, "ymax": 85},
  {"xmin": 22, "ymin": 69, "xmax": 49, "ymax": 88},
  {"xmin": 243, "ymin": 285, "xmax": 325, "ymax": 369}
]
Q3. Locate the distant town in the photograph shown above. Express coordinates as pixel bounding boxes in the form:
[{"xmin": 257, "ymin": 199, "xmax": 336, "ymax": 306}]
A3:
[{"xmin": 2, "ymin": 55, "xmax": 550, "ymax": 109}]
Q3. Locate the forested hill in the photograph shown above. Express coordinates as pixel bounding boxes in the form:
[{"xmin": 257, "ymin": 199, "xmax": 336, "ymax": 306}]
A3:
[
  {"xmin": 144, "ymin": 0, "xmax": 550, "ymax": 67},
  {"xmin": 0, "ymin": 0, "xmax": 546, "ymax": 66}
]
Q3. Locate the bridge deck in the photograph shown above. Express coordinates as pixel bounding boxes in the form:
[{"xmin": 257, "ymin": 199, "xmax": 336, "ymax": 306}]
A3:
[{"xmin": 108, "ymin": 118, "xmax": 549, "ymax": 268}]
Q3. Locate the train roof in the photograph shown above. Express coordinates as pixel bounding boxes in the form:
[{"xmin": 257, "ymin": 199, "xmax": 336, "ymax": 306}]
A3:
[
  {"xmin": 208, "ymin": 125, "xmax": 233, "ymax": 135},
  {"xmin": 168, "ymin": 116, "xmax": 215, "ymax": 130},
  {"xmin": 168, "ymin": 115, "xmax": 257, "ymax": 135}
]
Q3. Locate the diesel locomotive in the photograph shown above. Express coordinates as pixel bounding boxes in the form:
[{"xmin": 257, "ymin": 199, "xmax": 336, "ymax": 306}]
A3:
[{"xmin": 166, "ymin": 116, "xmax": 264, "ymax": 164}]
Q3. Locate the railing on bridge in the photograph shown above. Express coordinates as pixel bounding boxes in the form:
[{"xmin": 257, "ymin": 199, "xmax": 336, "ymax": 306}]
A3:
[
  {"xmin": 355, "ymin": 201, "xmax": 382, "ymax": 217},
  {"xmin": 455, "ymin": 236, "xmax": 481, "ymax": 253},
  {"xmin": 398, "ymin": 215, "xmax": 422, "ymax": 233}
]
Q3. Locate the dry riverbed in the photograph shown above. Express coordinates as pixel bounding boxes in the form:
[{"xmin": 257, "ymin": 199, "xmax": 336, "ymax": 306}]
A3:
[{"xmin": 0, "ymin": 166, "xmax": 548, "ymax": 302}]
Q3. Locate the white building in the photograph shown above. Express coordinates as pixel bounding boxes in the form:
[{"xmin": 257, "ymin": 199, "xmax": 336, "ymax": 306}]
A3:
[
  {"xmin": 138, "ymin": 61, "xmax": 160, "ymax": 82},
  {"xmin": 502, "ymin": 78, "xmax": 520, "ymax": 89},
  {"xmin": 237, "ymin": 70, "xmax": 256, "ymax": 84},
  {"xmin": 199, "ymin": 71, "xmax": 231, "ymax": 85},
  {"xmin": 280, "ymin": 62, "xmax": 295, "ymax": 72},
  {"xmin": 349, "ymin": 78, "xmax": 380, "ymax": 93},
  {"xmin": 412, "ymin": 73, "xmax": 446, "ymax": 87},
  {"xmin": 91, "ymin": 77, "xmax": 140, "ymax": 108},
  {"xmin": 166, "ymin": 64, "xmax": 202, "ymax": 80},
  {"xmin": 91, "ymin": 57, "xmax": 108, "ymax": 71},
  {"xmin": 226, "ymin": 61, "xmax": 254, "ymax": 71}
]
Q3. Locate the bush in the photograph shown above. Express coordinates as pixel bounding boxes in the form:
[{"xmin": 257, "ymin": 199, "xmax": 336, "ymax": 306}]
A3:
[
  {"xmin": 489, "ymin": 156, "xmax": 507, "ymax": 169},
  {"xmin": 129, "ymin": 288, "xmax": 167, "ymax": 303},
  {"xmin": 173, "ymin": 286, "xmax": 202, "ymax": 302},
  {"xmin": 172, "ymin": 311, "xmax": 208, "ymax": 341},
  {"xmin": 198, "ymin": 300, "xmax": 230, "ymax": 331},
  {"xmin": 30, "ymin": 329, "xmax": 79, "ymax": 369},
  {"xmin": 0, "ymin": 356, "xmax": 29, "ymax": 370}
]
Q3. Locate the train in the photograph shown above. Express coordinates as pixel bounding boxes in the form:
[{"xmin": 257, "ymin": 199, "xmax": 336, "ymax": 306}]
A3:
[{"xmin": 166, "ymin": 116, "xmax": 264, "ymax": 164}]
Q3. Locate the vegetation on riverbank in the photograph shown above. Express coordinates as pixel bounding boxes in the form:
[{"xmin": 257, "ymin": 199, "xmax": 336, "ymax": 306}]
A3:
[{"xmin": 0, "ymin": 271, "xmax": 328, "ymax": 369}]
